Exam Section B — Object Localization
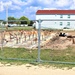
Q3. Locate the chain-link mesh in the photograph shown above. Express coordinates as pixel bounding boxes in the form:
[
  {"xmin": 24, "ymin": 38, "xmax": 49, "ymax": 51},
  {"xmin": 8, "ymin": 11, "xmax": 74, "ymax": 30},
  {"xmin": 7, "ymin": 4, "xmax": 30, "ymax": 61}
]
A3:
[{"xmin": 0, "ymin": 20, "xmax": 75, "ymax": 64}]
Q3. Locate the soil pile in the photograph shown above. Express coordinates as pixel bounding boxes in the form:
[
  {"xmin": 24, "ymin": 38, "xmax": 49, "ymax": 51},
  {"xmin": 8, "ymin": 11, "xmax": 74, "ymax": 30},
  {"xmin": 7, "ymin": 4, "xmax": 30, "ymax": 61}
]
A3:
[{"xmin": 43, "ymin": 35, "xmax": 73, "ymax": 50}]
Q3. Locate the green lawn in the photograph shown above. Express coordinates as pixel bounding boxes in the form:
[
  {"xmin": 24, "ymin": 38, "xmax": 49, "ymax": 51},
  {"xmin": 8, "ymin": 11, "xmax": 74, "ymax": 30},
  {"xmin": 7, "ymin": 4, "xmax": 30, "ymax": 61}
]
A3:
[
  {"xmin": 0, "ymin": 47, "xmax": 75, "ymax": 68},
  {"xmin": 0, "ymin": 26, "xmax": 34, "ymax": 31},
  {"xmin": 0, "ymin": 47, "xmax": 38, "ymax": 60},
  {"xmin": 0, "ymin": 47, "xmax": 75, "ymax": 64},
  {"xmin": 8, "ymin": 26, "xmax": 33, "ymax": 31}
]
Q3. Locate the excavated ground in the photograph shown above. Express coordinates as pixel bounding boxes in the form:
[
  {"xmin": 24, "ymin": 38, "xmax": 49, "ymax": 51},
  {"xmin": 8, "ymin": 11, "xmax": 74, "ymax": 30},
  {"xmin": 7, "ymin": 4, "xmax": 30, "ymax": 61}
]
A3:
[
  {"xmin": 0, "ymin": 30, "xmax": 75, "ymax": 49},
  {"xmin": 42, "ymin": 30, "xmax": 75, "ymax": 49}
]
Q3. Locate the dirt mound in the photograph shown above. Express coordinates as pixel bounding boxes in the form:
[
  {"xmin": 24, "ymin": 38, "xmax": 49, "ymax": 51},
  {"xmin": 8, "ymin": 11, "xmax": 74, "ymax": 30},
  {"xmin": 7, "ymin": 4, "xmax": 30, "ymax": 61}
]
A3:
[{"xmin": 43, "ymin": 35, "xmax": 73, "ymax": 50}]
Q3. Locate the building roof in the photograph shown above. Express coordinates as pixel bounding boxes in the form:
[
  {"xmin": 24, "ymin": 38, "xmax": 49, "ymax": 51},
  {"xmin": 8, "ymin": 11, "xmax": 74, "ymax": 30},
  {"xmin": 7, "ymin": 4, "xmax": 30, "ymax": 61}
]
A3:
[{"xmin": 36, "ymin": 10, "xmax": 75, "ymax": 15}]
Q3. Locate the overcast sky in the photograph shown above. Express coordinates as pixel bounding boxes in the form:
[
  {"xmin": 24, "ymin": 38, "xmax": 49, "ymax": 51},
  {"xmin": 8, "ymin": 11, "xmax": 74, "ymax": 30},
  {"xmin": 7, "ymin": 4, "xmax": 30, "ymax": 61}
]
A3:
[{"xmin": 0, "ymin": 0, "xmax": 75, "ymax": 20}]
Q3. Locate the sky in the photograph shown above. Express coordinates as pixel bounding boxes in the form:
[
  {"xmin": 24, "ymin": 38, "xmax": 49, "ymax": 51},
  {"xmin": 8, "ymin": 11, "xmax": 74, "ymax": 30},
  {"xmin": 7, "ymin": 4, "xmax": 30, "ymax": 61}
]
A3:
[{"xmin": 0, "ymin": 0, "xmax": 75, "ymax": 20}]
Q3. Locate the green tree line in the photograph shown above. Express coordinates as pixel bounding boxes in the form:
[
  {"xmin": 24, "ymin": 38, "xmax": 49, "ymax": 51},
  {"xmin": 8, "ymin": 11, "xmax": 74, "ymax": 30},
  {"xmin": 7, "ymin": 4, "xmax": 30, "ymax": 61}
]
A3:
[{"xmin": 8, "ymin": 16, "xmax": 34, "ymax": 26}]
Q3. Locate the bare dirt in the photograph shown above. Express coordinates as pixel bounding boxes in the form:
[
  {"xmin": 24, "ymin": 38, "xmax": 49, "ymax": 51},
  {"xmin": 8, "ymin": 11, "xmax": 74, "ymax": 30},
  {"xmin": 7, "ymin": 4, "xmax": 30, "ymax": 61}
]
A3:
[
  {"xmin": 42, "ymin": 30, "xmax": 75, "ymax": 50},
  {"xmin": 0, "ymin": 30, "xmax": 75, "ymax": 49},
  {"xmin": 0, "ymin": 63, "xmax": 75, "ymax": 75}
]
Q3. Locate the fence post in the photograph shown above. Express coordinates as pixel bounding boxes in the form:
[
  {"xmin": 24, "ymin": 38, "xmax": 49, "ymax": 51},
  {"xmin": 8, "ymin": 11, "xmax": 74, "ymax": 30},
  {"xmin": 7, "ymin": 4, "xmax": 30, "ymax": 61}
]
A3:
[
  {"xmin": 0, "ymin": 21, "xmax": 3, "ymax": 57},
  {"xmin": 37, "ymin": 19, "xmax": 42, "ymax": 62}
]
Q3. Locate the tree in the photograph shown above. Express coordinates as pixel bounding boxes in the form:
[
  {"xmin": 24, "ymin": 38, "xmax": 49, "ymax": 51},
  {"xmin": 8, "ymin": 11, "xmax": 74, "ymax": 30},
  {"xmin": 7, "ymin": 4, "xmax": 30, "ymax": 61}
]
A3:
[
  {"xmin": 7, "ymin": 16, "xmax": 30, "ymax": 25},
  {"xmin": 8, "ymin": 16, "xmax": 16, "ymax": 24},
  {"xmin": 28, "ymin": 20, "xmax": 34, "ymax": 26},
  {"xmin": 8, "ymin": 16, "xmax": 16, "ymax": 20},
  {"xmin": 19, "ymin": 16, "xmax": 30, "ymax": 24}
]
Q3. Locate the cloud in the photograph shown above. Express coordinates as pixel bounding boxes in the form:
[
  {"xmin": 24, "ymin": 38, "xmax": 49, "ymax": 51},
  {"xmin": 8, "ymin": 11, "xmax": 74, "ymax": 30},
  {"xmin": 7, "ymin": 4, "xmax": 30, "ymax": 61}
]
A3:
[
  {"xmin": 55, "ymin": 0, "xmax": 72, "ymax": 7},
  {"xmin": 23, "ymin": 6, "xmax": 42, "ymax": 14},
  {"xmin": 11, "ymin": 0, "xmax": 33, "ymax": 6},
  {"xmin": 0, "ymin": 1, "xmax": 4, "ymax": 12},
  {"xmin": 43, "ymin": 8, "xmax": 57, "ymax": 10},
  {"xmin": 15, "ymin": 6, "xmax": 42, "ymax": 19},
  {"xmin": 3, "ymin": 1, "xmax": 12, "ymax": 6},
  {"xmin": 0, "ymin": 1, "xmax": 12, "ymax": 12},
  {"xmin": 10, "ymin": 5, "xmax": 21, "ymax": 10},
  {"xmin": 38, "ymin": 0, "xmax": 53, "ymax": 5},
  {"xmin": 73, "ymin": 0, "xmax": 75, "ymax": 4},
  {"xmin": 70, "ymin": 0, "xmax": 75, "ymax": 9},
  {"xmin": 12, "ymin": 0, "xmax": 25, "ymax": 5},
  {"xmin": 0, "ymin": 0, "xmax": 75, "ymax": 20},
  {"xmin": 33, "ymin": 0, "xmax": 54, "ymax": 7},
  {"xmin": 0, "ymin": 0, "xmax": 23, "ymax": 12}
]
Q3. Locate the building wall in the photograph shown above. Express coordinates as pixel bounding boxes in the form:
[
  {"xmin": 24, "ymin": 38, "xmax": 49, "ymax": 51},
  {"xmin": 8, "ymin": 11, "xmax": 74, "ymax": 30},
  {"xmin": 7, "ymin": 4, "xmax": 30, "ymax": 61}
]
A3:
[{"xmin": 36, "ymin": 14, "xmax": 75, "ymax": 29}]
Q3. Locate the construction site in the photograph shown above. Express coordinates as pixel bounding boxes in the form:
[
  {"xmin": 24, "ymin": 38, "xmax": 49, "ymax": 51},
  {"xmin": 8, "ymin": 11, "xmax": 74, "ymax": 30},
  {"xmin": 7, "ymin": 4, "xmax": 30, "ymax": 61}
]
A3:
[{"xmin": 0, "ymin": 29, "xmax": 75, "ymax": 50}]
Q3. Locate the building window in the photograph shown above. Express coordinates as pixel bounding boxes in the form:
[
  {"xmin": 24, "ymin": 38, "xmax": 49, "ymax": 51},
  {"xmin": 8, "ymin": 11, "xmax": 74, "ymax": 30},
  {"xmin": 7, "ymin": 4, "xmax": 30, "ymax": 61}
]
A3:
[
  {"xmin": 55, "ymin": 22, "xmax": 56, "ymax": 24},
  {"xmin": 68, "ymin": 15, "xmax": 70, "ymax": 18},
  {"xmin": 60, "ymin": 22, "xmax": 63, "ymax": 26},
  {"xmin": 60, "ymin": 15, "xmax": 63, "ymax": 18},
  {"xmin": 55, "ymin": 14, "xmax": 57, "ymax": 16},
  {"xmin": 67, "ymin": 22, "xmax": 70, "ymax": 26}
]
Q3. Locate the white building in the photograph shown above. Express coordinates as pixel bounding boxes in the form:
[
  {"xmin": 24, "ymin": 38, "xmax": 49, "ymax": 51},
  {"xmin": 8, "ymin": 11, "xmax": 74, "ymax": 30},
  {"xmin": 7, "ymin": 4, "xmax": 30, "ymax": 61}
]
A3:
[{"xmin": 36, "ymin": 10, "xmax": 75, "ymax": 29}]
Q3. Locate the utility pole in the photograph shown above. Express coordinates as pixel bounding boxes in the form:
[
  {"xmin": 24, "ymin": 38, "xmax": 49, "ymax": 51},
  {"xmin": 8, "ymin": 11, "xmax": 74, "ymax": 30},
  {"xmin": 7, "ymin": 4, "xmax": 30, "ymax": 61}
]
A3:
[{"xmin": 6, "ymin": 5, "xmax": 8, "ymax": 30}]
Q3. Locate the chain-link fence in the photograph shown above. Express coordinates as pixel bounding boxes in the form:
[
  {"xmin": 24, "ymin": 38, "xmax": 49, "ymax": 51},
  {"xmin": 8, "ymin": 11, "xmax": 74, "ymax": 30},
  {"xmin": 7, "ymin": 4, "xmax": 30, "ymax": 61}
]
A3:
[{"xmin": 0, "ymin": 19, "xmax": 75, "ymax": 64}]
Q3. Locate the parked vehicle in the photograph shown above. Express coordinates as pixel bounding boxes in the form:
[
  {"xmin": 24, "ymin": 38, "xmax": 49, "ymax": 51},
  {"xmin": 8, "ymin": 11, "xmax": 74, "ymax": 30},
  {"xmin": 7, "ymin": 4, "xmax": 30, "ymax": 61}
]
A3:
[{"xmin": 8, "ymin": 24, "xmax": 17, "ymax": 27}]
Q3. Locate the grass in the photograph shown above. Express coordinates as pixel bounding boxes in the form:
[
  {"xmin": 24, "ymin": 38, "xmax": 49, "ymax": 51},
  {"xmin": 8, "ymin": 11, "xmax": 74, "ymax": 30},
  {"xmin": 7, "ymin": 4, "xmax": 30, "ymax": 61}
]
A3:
[
  {"xmin": 0, "ymin": 47, "xmax": 75, "ymax": 68},
  {"xmin": 8, "ymin": 26, "xmax": 33, "ymax": 31},
  {"xmin": 0, "ymin": 26, "xmax": 33, "ymax": 31},
  {"xmin": 40, "ymin": 46, "xmax": 75, "ymax": 62},
  {"xmin": 0, "ymin": 47, "xmax": 38, "ymax": 65},
  {"xmin": 0, "ymin": 47, "xmax": 38, "ymax": 59}
]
